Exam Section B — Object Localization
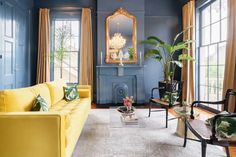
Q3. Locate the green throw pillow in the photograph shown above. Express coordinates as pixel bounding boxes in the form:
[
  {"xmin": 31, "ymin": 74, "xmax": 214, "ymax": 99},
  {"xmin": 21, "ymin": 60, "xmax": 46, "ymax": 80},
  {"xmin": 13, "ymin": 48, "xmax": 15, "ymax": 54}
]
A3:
[
  {"xmin": 161, "ymin": 92, "xmax": 179, "ymax": 104},
  {"xmin": 63, "ymin": 85, "xmax": 79, "ymax": 101},
  {"xmin": 205, "ymin": 111, "xmax": 236, "ymax": 139},
  {"xmin": 31, "ymin": 95, "xmax": 49, "ymax": 111}
]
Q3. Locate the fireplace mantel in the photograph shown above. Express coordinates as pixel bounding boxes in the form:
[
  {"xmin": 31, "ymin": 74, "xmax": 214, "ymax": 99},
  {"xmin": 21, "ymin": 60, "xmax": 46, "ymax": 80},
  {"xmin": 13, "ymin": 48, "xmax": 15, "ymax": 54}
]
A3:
[{"xmin": 96, "ymin": 66, "xmax": 145, "ymax": 106}]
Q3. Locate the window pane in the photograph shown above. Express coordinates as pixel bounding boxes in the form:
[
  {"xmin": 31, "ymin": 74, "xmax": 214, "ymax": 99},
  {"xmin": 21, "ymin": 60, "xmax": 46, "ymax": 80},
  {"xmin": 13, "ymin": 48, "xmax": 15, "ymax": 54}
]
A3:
[
  {"xmin": 211, "ymin": 22, "xmax": 220, "ymax": 43},
  {"xmin": 209, "ymin": 44, "xmax": 217, "ymax": 65},
  {"xmin": 219, "ymin": 42, "xmax": 226, "ymax": 65},
  {"xmin": 202, "ymin": 6, "xmax": 210, "ymax": 27},
  {"xmin": 200, "ymin": 46, "xmax": 208, "ymax": 65},
  {"xmin": 70, "ymin": 68, "xmax": 78, "ymax": 83},
  {"xmin": 200, "ymin": 66, "xmax": 208, "ymax": 85},
  {"xmin": 200, "ymin": 86, "xmax": 208, "ymax": 101},
  {"xmin": 62, "ymin": 68, "xmax": 70, "ymax": 82},
  {"xmin": 71, "ymin": 37, "xmax": 79, "ymax": 51},
  {"xmin": 209, "ymin": 87, "xmax": 218, "ymax": 101},
  {"xmin": 209, "ymin": 66, "xmax": 217, "ymax": 87},
  {"xmin": 71, "ymin": 21, "xmax": 79, "ymax": 36},
  {"xmin": 202, "ymin": 26, "xmax": 210, "ymax": 45},
  {"xmin": 54, "ymin": 67, "xmax": 61, "ymax": 80},
  {"xmin": 221, "ymin": 0, "xmax": 228, "ymax": 19},
  {"xmin": 198, "ymin": 0, "xmax": 227, "ymax": 111},
  {"xmin": 221, "ymin": 19, "xmax": 227, "ymax": 41},
  {"xmin": 211, "ymin": 0, "xmax": 220, "ymax": 23},
  {"xmin": 70, "ymin": 52, "xmax": 78, "ymax": 67},
  {"xmin": 53, "ymin": 20, "xmax": 80, "ymax": 83}
]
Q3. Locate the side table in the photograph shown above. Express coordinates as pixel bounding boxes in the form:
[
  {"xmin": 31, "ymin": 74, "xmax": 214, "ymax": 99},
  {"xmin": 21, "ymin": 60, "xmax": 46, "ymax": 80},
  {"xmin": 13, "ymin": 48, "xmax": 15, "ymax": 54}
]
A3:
[{"xmin": 173, "ymin": 106, "xmax": 198, "ymax": 138}]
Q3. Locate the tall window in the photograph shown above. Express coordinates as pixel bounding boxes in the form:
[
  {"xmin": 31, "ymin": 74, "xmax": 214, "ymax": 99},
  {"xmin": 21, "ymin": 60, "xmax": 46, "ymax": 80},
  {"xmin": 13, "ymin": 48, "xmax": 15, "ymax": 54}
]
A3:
[
  {"xmin": 197, "ymin": 0, "xmax": 228, "ymax": 110},
  {"xmin": 51, "ymin": 20, "xmax": 80, "ymax": 83}
]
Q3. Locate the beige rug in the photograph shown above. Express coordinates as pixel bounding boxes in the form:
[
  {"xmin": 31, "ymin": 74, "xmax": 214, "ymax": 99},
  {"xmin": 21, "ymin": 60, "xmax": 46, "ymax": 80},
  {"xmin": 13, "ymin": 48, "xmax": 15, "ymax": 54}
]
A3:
[{"xmin": 72, "ymin": 109, "xmax": 226, "ymax": 157}]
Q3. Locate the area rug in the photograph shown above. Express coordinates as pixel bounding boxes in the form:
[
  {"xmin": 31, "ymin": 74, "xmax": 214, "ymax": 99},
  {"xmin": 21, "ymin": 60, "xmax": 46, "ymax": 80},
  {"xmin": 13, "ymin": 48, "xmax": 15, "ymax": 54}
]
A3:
[{"xmin": 72, "ymin": 109, "xmax": 226, "ymax": 157}]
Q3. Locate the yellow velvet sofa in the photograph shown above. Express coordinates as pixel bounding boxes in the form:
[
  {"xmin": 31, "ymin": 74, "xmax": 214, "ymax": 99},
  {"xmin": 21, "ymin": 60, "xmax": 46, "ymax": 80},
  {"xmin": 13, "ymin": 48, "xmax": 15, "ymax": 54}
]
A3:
[{"xmin": 0, "ymin": 80, "xmax": 91, "ymax": 157}]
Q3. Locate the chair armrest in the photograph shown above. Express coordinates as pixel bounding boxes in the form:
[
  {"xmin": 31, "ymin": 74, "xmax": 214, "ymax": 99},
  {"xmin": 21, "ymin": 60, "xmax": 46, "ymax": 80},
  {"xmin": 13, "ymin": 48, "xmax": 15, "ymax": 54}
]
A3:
[
  {"xmin": 151, "ymin": 87, "xmax": 165, "ymax": 99},
  {"xmin": 211, "ymin": 113, "xmax": 236, "ymax": 141},
  {"xmin": 0, "ymin": 112, "xmax": 66, "ymax": 157},
  {"xmin": 190, "ymin": 100, "xmax": 225, "ymax": 119},
  {"xmin": 77, "ymin": 85, "xmax": 91, "ymax": 99}
]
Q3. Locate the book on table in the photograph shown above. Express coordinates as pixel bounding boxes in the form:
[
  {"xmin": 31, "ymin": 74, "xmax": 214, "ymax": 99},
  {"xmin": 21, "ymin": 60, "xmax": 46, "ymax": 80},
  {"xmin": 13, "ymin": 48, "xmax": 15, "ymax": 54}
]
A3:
[{"xmin": 120, "ymin": 114, "xmax": 138, "ymax": 124}]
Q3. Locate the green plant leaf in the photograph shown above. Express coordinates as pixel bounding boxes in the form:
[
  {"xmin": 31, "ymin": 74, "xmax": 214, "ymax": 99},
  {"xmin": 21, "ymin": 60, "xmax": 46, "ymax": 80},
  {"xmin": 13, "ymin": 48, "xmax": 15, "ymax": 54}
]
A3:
[
  {"xmin": 140, "ymin": 39, "xmax": 157, "ymax": 46},
  {"xmin": 158, "ymin": 43, "xmax": 172, "ymax": 54},
  {"xmin": 147, "ymin": 36, "xmax": 165, "ymax": 44},
  {"xmin": 173, "ymin": 26, "xmax": 193, "ymax": 45},
  {"xmin": 178, "ymin": 54, "xmax": 195, "ymax": 61},
  {"xmin": 144, "ymin": 49, "xmax": 161, "ymax": 59},
  {"xmin": 169, "ymin": 61, "xmax": 183, "ymax": 68}
]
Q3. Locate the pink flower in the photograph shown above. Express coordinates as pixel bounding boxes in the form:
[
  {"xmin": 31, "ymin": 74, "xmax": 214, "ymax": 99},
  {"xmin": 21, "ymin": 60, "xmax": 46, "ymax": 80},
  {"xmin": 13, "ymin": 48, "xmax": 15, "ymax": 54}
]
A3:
[{"xmin": 123, "ymin": 96, "xmax": 134, "ymax": 107}]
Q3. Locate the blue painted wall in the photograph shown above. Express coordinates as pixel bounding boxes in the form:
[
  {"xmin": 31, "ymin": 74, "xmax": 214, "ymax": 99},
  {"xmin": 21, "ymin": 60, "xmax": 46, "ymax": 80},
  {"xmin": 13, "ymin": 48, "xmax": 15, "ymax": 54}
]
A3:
[
  {"xmin": 28, "ymin": 0, "xmax": 186, "ymax": 103},
  {"xmin": 31, "ymin": 0, "xmax": 97, "ymax": 85},
  {"xmin": 0, "ymin": 0, "xmax": 34, "ymax": 89},
  {"xmin": 144, "ymin": 0, "xmax": 184, "ymax": 99}
]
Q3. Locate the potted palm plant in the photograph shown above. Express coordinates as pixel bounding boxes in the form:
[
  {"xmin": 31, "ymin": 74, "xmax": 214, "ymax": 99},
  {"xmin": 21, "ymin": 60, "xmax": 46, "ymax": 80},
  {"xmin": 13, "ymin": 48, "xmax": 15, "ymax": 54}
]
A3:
[{"xmin": 141, "ymin": 28, "xmax": 194, "ymax": 99}]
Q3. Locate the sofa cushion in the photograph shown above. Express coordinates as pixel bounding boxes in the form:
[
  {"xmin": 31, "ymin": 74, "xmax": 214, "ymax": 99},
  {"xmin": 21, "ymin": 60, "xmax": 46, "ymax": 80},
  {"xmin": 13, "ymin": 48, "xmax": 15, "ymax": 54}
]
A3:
[
  {"xmin": 0, "ymin": 87, "xmax": 35, "ymax": 112},
  {"xmin": 64, "ymin": 85, "xmax": 79, "ymax": 101},
  {"xmin": 31, "ymin": 83, "xmax": 52, "ymax": 107},
  {"xmin": 46, "ymin": 79, "xmax": 66, "ymax": 105},
  {"xmin": 32, "ymin": 95, "xmax": 49, "ymax": 111}
]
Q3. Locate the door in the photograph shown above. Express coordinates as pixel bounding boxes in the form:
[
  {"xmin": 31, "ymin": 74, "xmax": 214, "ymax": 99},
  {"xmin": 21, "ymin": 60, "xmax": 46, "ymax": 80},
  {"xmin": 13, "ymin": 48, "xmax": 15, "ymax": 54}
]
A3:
[
  {"xmin": 15, "ymin": 8, "xmax": 28, "ymax": 88},
  {"xmin": 0, "ymin": 1, "xmax": 16, "ymax": 89}
]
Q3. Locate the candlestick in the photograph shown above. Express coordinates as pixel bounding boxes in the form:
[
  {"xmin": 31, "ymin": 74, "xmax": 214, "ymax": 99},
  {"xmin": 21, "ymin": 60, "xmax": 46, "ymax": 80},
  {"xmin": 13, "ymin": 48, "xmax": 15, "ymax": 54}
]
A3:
[
  {"xmin": 140, "ymin": 51, "xmax": 142, "ymax": 66},
  {"xmin": 101, "ymin": 51, "xmax": 103, "ymax": 65}
]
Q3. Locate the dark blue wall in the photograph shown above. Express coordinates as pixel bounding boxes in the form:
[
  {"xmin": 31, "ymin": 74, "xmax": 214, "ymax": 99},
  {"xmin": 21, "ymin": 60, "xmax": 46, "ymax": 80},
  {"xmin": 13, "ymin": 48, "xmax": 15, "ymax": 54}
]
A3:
[
  {"xmin": 144, "ymin": 0, "xmax": 184, "ymax": 99},
  {"xmin": 31, "ymin": 0, "xmax": 97, "ymax": 85},
  {"xmin": 0, "ymin": 0, "xmax": 34, "ymax": 89},
  {"xmin": 30, "ymin": 0, "xmax": 186, "ymax": 102}
]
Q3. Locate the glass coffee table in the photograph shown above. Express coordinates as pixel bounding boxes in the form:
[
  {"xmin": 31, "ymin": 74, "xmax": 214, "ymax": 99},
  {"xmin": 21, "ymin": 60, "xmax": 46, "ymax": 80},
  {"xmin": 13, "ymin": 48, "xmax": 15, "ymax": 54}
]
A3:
[{"xmin": 109, "ymin": 107, "xmax": 145, "ymax": 128}]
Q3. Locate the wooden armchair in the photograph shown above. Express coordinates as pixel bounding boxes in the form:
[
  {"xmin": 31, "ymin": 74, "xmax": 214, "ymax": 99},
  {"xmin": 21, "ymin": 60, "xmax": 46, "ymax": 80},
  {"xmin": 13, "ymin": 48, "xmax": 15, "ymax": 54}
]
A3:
[
  {"xmin": 183, "ymin": 89, "xmax": 236, "ymax": 157},
  {"xmin": 148, "ymin": 81, "xmax": 183, "ymax": 128}
]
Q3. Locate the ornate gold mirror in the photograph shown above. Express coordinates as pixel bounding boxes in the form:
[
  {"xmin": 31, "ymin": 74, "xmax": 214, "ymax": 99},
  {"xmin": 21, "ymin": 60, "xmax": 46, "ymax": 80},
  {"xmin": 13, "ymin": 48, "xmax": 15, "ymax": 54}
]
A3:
[{"xmin": 106, "ymin": 8, "xmax": 137, "ymax": 64}]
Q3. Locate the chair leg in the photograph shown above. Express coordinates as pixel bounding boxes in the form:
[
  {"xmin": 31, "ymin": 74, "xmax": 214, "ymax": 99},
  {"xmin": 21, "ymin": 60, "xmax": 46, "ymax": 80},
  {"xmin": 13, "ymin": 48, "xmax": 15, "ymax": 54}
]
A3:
[
  {"xmin": 148, "ymin": 103, "xmax": 152, "ymax": 117},
  {"xmin": 165, "ymin": 108, "xmax": 168, "ymax": 128},
  {"xmin": 225, "ymin": 146, "xmax": 230, "ymax": 157},
  {"xmin": 183, "ymin": 119, "xmax": 187, "ymax": 147},
  {"xmin": 201, "ymin": 141, "xmax": 207, "ymax": 157}
]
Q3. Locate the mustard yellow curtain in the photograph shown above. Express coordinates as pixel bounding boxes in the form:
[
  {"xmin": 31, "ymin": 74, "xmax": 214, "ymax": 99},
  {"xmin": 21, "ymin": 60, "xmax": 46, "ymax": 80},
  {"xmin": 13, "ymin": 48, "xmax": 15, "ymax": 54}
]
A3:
[
  {"xmin": 36, "ymin": 8, "xmax": 50, "ymax": 84},
  {"xmin": 181, "ymin": 0, "xmax": 195, "ymax": 104},
  {"xmin": 222, "ymin": 0, "xmax": 236, "ymax": 112},
  {"xmin": 79, "ymin": 8, "xmax": 93, "ymax": 94}
]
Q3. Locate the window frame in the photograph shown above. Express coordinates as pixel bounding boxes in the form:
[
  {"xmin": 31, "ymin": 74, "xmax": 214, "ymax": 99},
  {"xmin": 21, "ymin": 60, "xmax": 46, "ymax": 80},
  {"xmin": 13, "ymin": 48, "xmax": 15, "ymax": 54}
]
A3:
[
  {"xmin": 50, "ymin": 10, "xmax": 81, "ymax": 84},
  {"xmin": 196, "ymin": 0, "xmax": 227, "ymax": 112}
]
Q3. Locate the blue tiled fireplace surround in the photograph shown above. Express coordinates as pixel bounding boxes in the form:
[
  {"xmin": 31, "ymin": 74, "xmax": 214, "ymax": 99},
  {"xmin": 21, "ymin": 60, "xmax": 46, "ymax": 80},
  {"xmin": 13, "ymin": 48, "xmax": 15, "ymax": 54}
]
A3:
[{"xmin": 96, "ymin": 66, "xmax": 145, "ymax": 106}]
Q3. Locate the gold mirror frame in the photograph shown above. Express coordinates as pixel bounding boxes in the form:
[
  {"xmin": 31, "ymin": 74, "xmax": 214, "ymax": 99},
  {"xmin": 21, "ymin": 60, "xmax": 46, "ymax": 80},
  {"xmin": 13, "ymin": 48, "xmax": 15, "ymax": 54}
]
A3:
[{"xmin": 105, "ymin": 8, "xmax": 137, "ymax": 64}]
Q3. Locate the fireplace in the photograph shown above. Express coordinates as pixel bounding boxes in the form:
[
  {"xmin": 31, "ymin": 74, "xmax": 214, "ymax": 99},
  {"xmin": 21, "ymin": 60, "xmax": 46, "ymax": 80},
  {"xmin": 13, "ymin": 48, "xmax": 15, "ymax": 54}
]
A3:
[{"xmin": 96, "ymin": 66, "xmax": 145, "ymax": 106}]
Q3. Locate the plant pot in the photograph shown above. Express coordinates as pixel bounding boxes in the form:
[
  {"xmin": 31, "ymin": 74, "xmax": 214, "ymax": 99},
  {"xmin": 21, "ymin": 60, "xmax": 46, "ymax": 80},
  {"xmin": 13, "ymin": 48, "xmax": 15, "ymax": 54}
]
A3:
[{"xmin": 158, "ymin": 80, "xmax": 181, "ymax": 99}]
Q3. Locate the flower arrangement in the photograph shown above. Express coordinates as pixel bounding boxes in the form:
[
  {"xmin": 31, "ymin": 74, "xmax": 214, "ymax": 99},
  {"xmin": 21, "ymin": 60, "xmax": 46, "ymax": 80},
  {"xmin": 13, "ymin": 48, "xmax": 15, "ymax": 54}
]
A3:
[{"xmin": 123, "ymin": 96, "xmax": 134, "ymax": 111}]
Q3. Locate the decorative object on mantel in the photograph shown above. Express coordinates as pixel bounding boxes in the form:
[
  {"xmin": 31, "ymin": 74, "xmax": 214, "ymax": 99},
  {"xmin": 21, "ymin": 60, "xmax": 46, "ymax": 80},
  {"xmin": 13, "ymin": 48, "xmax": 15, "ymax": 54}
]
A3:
[
  {"xmin": 100, "ymin": 51, "xmax": 103, "ymax": 65},
  {"xmin": 106, "ymin": 8, "xmax": 137, "ymax": 64},
  {"xmin": 141, "ymin": 27, "xmax": 194, "ymax": 100}
]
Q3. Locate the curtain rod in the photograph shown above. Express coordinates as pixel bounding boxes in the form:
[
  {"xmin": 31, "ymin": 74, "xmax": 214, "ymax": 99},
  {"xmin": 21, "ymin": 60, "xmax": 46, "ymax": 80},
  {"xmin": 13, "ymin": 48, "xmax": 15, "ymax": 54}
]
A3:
[{"xmin": 50, "ymin": 6, "xmax": 94, "ymax": 11}]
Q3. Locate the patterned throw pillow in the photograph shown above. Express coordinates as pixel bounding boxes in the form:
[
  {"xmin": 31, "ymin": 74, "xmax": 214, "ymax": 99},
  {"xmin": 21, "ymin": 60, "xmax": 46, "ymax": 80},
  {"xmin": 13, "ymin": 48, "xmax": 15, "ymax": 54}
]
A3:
[
  {"xmin": 63, "ymin": 85, "xmax": 79, "ymax": 101},
  {"xmin": 205, "ymin": 111, "xmax": 236, "ymax": 139},
  {"xmin": 161, "ymin": 92, "xmax": 179, "ymax": 104},
  {"xmin": 31, "ymin": 95, "xmax": 49, "ymax": 111}
]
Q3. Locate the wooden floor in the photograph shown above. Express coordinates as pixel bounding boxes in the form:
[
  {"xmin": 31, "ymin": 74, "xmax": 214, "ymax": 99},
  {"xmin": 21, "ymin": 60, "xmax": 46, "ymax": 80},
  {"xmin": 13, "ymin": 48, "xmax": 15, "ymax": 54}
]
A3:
[{"xmin": 92, "ymin": 103, "xmax": 236, "ymax": 157}]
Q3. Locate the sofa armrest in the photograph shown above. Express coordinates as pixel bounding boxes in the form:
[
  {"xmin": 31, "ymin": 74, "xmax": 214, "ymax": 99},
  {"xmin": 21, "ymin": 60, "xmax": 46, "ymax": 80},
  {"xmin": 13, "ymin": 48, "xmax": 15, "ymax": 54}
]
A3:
[
  {"xmin": 0, "ymin": 112, "xmax": 66, "ymax": 157},
  {"xmin": 77, "ymin": 85, "xmax": 91, "ymax": 99}
]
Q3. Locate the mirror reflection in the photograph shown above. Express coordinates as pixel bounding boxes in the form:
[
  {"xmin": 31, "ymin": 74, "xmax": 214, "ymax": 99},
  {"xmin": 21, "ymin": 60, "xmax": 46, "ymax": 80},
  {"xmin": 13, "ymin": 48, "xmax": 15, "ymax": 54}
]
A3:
[{"xmin": 106, "ymin": 8, "xmax": 137, "ymax": 64}]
